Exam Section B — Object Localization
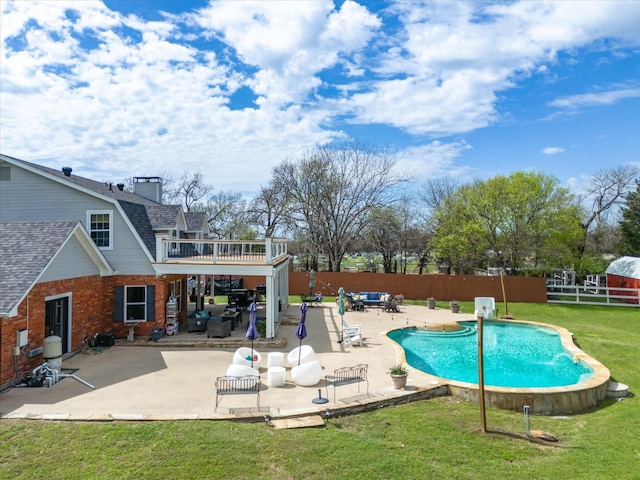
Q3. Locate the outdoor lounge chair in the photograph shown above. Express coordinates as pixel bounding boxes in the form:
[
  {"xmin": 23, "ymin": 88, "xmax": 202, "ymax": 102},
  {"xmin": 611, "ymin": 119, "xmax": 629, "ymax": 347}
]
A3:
[
  {"xmin": 341, "ymin": 320, "xmax": 363, "ymax": 347},
  {"xmin": 291, "ymin": 360, "xmax": 322, "ymax": 386},
  {"xmin": 287, "ymin": 345, "xmax": 316, "ymax": 366},
  {"xmin": 474, "ymin": 297, "xmax": 496, "ymax": 319},
  {"xmin": 233, "ymin": 347, "xmax": 263, "ymax": 369}
]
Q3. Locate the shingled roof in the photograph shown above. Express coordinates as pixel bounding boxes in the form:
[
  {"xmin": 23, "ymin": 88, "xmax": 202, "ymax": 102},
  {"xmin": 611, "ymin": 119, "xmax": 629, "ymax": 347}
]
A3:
[
  {"xmin": 185, "ymin": 211, "xmax": 208, "ymax": 232},
  {"xmin": 0, "ymin": 221, "xmax": 114, "ymax": 316},
  {"xmin": 3, "ymin": 155, "xmax": 160, "ymax": 206},
  {"xmin": 146, "ymin": 205, "xmax": 183, "ymax": 230},
  {"xmin": 1, "ymin": 154, "xmax": 192, "ymax": 261}
]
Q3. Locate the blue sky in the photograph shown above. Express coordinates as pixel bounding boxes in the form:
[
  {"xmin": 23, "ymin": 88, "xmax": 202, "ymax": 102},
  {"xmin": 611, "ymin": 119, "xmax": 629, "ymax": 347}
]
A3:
[{"xmin": 1, "ymin": 0, "xmax": 639, "ymax": 198}]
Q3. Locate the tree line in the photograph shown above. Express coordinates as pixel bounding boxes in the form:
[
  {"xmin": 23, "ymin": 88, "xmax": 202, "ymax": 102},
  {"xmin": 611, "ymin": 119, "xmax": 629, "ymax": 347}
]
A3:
[{"xmin": 129, "ymin": 142, "xmax": 640, "ymax": 280}]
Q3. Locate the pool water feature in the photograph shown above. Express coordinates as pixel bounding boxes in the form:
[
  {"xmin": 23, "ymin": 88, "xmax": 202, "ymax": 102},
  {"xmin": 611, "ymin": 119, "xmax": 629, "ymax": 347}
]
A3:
[{"xmin": 386, "ymin": 320, "xmax": 611, "ymax": 415}]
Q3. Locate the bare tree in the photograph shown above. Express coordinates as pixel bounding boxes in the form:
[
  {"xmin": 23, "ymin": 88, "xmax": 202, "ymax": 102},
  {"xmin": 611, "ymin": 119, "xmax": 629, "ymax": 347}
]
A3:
[
  {"xmin": 274, "ymin": 142, "xmax": 410, "ymax": 271},
  {"xmin": 246, "ymin": 181, "xmax": 290, "ymax": 237},
  {"xmin": 205, "ymin": 191, "xmax": 248, "ymax": 239},
  {"xmin": 169, "ymin": 172, "xmax": 213, "ymax": 212},
  {"xmin": 362, "ymin": 207, "xmax": 402, "ymax": 273},
  {"xmin": 416, "ymin": 177, "xmax": 459, "ymax": 273},
  {"xmin": 578, "ymin": 165, "xmax": 640, "ymax": 258},
  {"xmin": 419, "ymin": 177, "xmax": 460, "ymax": 213}
]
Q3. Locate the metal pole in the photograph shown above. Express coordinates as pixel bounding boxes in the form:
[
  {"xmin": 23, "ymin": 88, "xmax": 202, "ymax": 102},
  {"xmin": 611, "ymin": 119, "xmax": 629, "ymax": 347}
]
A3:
[{"xmin": 477, "ymin": 315, "xmax": 487, "ymax": 433}]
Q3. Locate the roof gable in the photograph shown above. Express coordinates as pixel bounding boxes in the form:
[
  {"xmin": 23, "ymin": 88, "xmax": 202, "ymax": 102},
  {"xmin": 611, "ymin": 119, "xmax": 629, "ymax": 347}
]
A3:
[
  {"xmin": 146, "ymin": 205, "xmax": 184, "ymax": 230},
  {"xmin": 0, "ymin": 221, "xmax": 114, "ymax": 316},
  {"xmin": 185, "ymin": 211, "xmax": 208, "ymax": 233}
]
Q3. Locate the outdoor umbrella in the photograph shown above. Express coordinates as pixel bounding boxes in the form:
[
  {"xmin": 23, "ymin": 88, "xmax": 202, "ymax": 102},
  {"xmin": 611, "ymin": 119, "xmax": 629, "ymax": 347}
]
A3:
[
  {"xmin": 338, "ymin": 287, "xmax": 345, "ymax": 344},
  {"xmin": 295, "ymin": 303, "xmax": 308, "ymax": 365},
  {"xmin": 308, "ymin": 269, "xmax": 315, "ymax": 295},
  {"xmin": 246, "ymin": 302, "xmax": 259, "ymax": 368}
]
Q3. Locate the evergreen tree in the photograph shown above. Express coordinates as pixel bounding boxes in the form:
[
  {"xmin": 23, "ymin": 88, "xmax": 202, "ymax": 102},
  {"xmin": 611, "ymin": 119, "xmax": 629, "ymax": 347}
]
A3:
[{"xmin": 619, "ymin": 179, "xmax": 640, "ymax": 256}]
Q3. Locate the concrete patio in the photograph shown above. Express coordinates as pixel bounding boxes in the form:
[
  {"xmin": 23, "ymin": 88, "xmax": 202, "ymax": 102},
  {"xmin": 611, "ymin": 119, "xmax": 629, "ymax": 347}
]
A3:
[{"xmin": 0, "ymin": 303, "xmax": 471, "ymax": 422}]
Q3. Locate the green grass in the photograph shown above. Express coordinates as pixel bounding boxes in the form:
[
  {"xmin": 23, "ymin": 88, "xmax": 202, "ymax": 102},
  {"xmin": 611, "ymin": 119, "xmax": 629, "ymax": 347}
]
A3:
[{"xmin": 1, "ymin": 304, "xmax": 638, "ymax": 479}]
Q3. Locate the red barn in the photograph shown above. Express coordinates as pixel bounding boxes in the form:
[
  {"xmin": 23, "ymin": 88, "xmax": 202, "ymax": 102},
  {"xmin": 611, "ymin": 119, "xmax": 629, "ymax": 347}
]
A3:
[{"xmin": 605, "ymin": 256, "xmax": 640, "ymax": 305}]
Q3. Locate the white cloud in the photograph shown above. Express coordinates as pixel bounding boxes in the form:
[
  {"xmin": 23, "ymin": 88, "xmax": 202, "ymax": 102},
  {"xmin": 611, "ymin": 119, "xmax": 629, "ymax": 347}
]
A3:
[
  {"xmin": 396, "ymin": 141, "xmax": 474, "ymax": 183},
  {"xmin": 343, "ymin": 1, "xmax": 640, "ymax": 136},
  {"xmin": 0, "ymin": 0, "xmax": 638, "ymax": 195},
  {"xmin": 549, "ymin": 87, "xmax": 640, "ymax": 109},
  {"xmin": 542, "ymin": 147, "xmax": 564, "ymax": 155}
]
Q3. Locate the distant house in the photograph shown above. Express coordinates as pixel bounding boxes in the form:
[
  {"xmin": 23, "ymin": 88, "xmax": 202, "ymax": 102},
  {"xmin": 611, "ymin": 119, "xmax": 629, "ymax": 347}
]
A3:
[
  {"xmin": 605, "ymin": 256, "xmax": 640, "ymax": 305},
  {"xmin": 0, "ymin": 154, "xmax": 289, "ymax": 389}
]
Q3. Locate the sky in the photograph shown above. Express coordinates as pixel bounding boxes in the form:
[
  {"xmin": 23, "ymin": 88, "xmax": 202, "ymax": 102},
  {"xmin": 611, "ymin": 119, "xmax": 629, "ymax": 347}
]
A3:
[{"xmin": 1, "ymin": 0, "xmax": 639, "ymax": 199}]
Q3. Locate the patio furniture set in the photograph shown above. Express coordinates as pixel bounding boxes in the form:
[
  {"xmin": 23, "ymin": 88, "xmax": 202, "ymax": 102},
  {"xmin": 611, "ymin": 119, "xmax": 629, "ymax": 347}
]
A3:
[
  {"xmin": 343, "ymin": 291, "xmax": 400, "ymax": 312},
  {"xmin": 186, "ymin": 306, "xmax": 243, "ymax": 337},
  {"xmin": 215, "ymin": 344, "xmax": 369, "ymax": 411}
]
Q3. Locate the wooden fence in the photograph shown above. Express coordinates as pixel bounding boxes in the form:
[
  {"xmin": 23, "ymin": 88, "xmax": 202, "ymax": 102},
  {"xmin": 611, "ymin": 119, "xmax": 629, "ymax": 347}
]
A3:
[{"xmin": 287, "ymin": 271, "xmax": 548, "ymax": 303}]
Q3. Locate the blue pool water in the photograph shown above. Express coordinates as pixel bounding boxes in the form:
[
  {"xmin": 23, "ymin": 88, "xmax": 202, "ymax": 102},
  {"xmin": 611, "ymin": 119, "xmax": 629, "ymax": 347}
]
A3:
[{"xmin": 387, "ymin": 321, "xmax": 594, "ymax": 388}]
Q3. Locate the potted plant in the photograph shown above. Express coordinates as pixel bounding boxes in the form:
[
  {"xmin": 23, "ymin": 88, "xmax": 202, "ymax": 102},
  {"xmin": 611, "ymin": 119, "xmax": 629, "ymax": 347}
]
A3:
[
  {"xmin": 427, "ymin": 297, "xmax": 436, "ymax": 309},
  {"xmin": 389, "ymin": 364, "xmax": 408, "ymax": 389},
  {"xmin": 450, "ymin": 300, "xmax": 460, "ymax": 313},
  {"xmin": 257, "ymin": 320, "xmax": 267, "ymax": 338}
]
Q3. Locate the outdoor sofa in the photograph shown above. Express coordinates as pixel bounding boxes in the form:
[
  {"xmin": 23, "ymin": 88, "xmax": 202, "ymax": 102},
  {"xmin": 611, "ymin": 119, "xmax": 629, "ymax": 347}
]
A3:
[
  {"xmin": 349, "ymin": 292, "xmax": 391, "ymax": 308},
  {"xmin": 207, "ymin": 317, "xmax": 231, "ymax": 337}
]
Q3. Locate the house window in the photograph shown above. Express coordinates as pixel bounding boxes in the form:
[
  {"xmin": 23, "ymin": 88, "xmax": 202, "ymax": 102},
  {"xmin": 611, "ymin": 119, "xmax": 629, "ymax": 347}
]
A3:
[
  {"xmin": 125, "ymin": 286, "xmax": 146, "ymax": 322},
  {"xmin": 0, "ymin": 165, "xmax": 10, "ymax": 181},
  {"xmin": 114, "ymin": 285, "xmax": 155, "ymax": 322},
  {"xmin": 87, "ymin": 210, "xmax": 113, "ymax": 249},
  {"xmin": 168, "ymin": 279, "xmax": 183, "ymax": 312}
]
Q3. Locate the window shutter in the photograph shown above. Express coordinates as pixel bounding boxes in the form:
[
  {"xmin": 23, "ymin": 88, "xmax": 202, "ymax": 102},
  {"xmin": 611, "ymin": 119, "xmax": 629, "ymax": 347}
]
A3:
[
  {"xmin": 114, "ymin": 286, "xmax": 124, "ymax": 322},
  {"xmin": 146, "ymin": 285, "xmax": 155, "ymax": 321}
]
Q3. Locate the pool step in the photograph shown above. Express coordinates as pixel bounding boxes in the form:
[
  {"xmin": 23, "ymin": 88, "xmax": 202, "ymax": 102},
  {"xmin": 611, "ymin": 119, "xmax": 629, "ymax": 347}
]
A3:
[{"xmin": 606, "ymin": 381, "xmax": 629, "ymax": 398}]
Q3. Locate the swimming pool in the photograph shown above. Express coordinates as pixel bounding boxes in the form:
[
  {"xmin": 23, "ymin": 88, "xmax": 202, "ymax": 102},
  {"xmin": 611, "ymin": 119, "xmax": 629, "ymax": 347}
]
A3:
[
  {"xmin": 388, "ymin": 321, "xmax": 594, "ymax": 388},
  {"xmin": 386, "ymin": 319, "xmax": 611, "ymax": 415}
]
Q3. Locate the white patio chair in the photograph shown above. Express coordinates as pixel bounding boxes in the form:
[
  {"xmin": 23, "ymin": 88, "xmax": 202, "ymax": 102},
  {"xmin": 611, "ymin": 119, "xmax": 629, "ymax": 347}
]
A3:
[
  {"xmin": 233, "ymin": 347, "xmax": 263, "ymax": 369},
  {"xmin": 287, "ymin": 345, "xmax": 316, "ymax": 366},
  {"xmin": 291, "ymin": 360, "xmax": 323, "ymax": 386},
  {"xmin": 342, "ymin": 320, "xmax": 363, "ymax": 347}
]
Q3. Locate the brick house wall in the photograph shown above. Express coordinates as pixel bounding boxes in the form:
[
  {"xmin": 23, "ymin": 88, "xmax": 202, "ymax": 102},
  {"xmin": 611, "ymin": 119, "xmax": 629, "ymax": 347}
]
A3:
[
  {"xmin": 0, "ymin": 275, "xmax": 110, "ymax": 389},
  {"xmin": 0, "ymin": 274, "xmax": 186, "ymax": 389}
]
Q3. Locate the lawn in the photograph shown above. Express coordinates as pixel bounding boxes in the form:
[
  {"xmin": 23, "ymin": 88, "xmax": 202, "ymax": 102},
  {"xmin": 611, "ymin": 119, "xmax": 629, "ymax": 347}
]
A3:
[{"xmin": 1, "ymin": 303, "xmax": 638, "ymax": 479}]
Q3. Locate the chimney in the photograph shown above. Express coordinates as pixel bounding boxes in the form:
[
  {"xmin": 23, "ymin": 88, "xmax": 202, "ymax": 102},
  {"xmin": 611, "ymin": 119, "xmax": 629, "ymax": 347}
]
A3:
[
  {"xmin": 62, "ymin": 167, "xmax": 72, "ymax": 177},
  {"xmin": 133, "ymin": 176, "xmax": 163, "ymax": 204}
]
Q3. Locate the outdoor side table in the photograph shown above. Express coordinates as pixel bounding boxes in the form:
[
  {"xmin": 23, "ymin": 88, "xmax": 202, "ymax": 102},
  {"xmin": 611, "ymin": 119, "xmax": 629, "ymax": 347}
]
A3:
[
  {"xmin": 267, "ymin": 367, "xmax": 286, "ymax": 387},
  {"xmin": 220, "ymin": 311, "xmax": 241, "ymax": 330},
  {"xmin": 267, "ymin": 352, "xmax": 284, "ymax": 368}
]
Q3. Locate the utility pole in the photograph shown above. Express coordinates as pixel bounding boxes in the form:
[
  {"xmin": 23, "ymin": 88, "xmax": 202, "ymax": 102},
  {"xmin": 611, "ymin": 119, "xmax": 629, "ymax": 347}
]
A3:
[{"xmin": 477, "ymin": 314, "xmax": 487, "ymax": 433}]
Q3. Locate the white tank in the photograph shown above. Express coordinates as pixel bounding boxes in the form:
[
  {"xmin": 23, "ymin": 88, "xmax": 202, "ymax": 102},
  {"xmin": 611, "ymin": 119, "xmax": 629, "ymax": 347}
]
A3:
[{"xmin": 43, "ymin": 335, "xmax": 63, "ymax": 371}]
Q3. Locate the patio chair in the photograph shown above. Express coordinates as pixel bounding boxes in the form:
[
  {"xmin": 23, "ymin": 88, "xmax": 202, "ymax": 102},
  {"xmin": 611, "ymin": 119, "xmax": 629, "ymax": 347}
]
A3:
[
  {"xmin": 287, "ymin": 345, "xmax": 316, "ymax": 366},
  {"xmin": 342, "ymin": 320, "xmax": 363, "ymax": 347},
  {"xmin": 291, "ymin": 360, "xmax": 323, "ymax": 386},
  {"xmin": 474, "ymin": 297, "xmax": 496, "ymax": 319},
  {"xmin": 233, "ymin": 347, "xmax": 263, "ymax": 369}
]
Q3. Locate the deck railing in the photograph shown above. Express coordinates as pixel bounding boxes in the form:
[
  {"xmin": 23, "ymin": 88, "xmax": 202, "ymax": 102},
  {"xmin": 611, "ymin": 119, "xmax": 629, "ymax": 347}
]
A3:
[
  {"xmin": 156, "ymin": 237, "xmax": 288, "ymax": 265},
  {"xmin": 547, "ymin": 285, "xmax": 639, "ymax": 308}
]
